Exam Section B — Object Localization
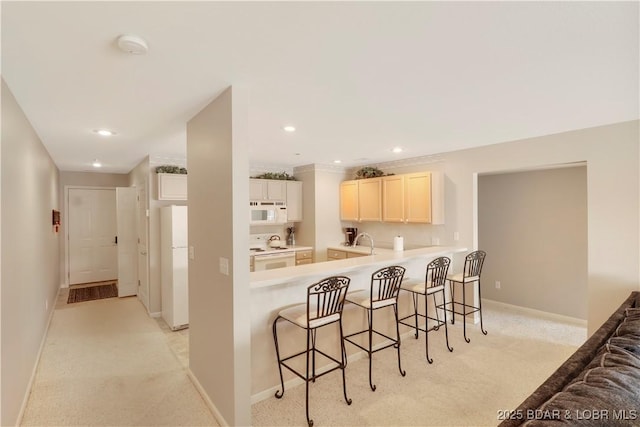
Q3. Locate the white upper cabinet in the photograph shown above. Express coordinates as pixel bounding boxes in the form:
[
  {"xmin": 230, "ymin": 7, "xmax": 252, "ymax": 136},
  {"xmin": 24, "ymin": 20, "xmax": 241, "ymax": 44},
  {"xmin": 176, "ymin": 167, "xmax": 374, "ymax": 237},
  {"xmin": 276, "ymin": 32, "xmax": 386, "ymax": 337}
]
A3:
[
  {"xmin": 250, "ymin": 179, "xmax": 287, "ymax": 200},
  {"xmin": 157, "ymin": 173, "xmax": 187, "ymax": 200},
  {"xmin": 286, "ymin": 181, "xmax": 303, "ymax": 222},
  {"xmin": 250, "ymin": 178, "xmax": 303, "ymax": 222}
]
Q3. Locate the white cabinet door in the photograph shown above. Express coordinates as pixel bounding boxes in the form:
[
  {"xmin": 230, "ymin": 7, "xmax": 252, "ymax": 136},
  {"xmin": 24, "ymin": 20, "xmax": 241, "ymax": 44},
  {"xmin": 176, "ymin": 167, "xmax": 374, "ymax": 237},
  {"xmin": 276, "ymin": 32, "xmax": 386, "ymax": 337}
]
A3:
[
  {"xmin": 286, "ymin": 181, "xmax": 303, "ymax": 221},
  {"xmin": 249, "ymin": 179, "xmax": 266, "ymax": 200},
  {"xmin": 157, "ymin": 174, "xmax": 187, "ymax": 200},
  {"xmin": 267, "ymin": 180, "xmax": 286, "ymax": 200},
  {"xmin": 249, "ymin": 179, "xmax": 287, "ymax": 200}
]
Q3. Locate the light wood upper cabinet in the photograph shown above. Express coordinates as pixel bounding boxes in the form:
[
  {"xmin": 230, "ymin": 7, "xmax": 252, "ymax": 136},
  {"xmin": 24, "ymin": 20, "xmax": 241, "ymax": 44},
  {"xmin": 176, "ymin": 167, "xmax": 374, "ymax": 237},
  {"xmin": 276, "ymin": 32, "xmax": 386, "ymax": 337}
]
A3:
[
  {"xmin": 386, "ymin": 171, "xmax": 444, "ymax": 224},
  {"xmin": 382, "ymin": 175, "xmax": 405, "ymax": 222},
  {"xmin": 344, "ymin": 171, "xmax": 444, "ymax": 224},
  {"xmin": 358, "ymin": 178, "xmax": 382, "ymax": 221},
  {"xmin": 157, "ymin": 173, "xmax": 187, "ymax": 200},
  {"xmin": 286, "ymin": 181, "xmax": 303, "ymax": 222},
  {"xmin": 340, "ymin": 178, "xmax": 382, "ymax": 222},
  {"xmin": 405, "ymin": 172, "xmax": 432, "ymax": 223},
  {"xmin": 340, "ymin": 180, "xmax": 359, "ymax": 221}
]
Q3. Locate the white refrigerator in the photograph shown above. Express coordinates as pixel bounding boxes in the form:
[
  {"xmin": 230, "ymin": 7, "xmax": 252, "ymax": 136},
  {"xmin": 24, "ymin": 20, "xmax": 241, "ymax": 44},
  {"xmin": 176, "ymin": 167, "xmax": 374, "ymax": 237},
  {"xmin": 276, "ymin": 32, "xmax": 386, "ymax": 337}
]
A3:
[{"xmin": 161, "ymin": 205, "xmax": 189, "ymax": 330}]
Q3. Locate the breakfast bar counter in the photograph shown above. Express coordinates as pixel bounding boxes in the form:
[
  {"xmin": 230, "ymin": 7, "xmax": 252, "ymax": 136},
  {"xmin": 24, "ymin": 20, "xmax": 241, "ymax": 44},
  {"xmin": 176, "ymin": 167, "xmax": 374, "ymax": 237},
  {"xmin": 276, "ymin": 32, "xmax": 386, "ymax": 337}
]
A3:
[
  {"xmin": 250, "ymin": 245, "xmax": 466, "ymax": 289},
  {"xmin": 250, "ymin": 245, "xmax": 467, "ymax": 401}
]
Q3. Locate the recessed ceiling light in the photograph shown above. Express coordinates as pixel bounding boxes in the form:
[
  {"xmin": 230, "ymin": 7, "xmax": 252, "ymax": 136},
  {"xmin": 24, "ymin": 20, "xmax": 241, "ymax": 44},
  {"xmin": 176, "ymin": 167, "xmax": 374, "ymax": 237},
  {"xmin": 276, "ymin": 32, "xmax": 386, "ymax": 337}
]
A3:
[
  {"xmin": 92, "ymin": 159, "xmax": 102, "ymax": 168},
  {"xmin": 334, "ymin": 160, "xmax": 342, "ymax": 164},
  {"xmin": 392, "ymin": 147, "xmax": 403, "ymax": 153},
  {"xmin": 93, "ymin": 129, "xmax": 116, "ymax": 137},
  {"xmin": 283, "ymin": 126, "xmax": 296, "ymax": 132}
]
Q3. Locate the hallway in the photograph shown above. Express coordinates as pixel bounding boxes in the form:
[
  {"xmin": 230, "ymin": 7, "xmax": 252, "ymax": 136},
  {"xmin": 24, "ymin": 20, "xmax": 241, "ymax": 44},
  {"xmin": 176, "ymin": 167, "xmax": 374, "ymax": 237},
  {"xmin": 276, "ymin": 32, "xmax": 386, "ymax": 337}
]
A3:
[{"xmin": 20, "ymin": 290, "xmax": 217, "ymax": 426}]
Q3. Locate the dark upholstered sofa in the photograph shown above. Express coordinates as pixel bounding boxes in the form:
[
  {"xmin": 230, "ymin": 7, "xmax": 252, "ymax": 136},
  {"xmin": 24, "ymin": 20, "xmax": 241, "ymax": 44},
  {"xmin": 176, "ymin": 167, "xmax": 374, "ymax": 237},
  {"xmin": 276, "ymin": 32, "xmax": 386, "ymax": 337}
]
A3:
[{"xmin": 499, "ymin": 291, "xmax": 640, "ymax": 427}]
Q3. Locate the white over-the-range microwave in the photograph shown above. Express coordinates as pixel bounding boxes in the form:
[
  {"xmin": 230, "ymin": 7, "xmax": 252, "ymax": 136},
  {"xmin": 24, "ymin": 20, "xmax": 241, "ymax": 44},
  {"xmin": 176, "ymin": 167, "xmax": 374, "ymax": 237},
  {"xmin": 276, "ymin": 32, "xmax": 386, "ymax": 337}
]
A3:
[{"xmin": 250, "ymin": 201, "xmax": 288, "ymax": 225}]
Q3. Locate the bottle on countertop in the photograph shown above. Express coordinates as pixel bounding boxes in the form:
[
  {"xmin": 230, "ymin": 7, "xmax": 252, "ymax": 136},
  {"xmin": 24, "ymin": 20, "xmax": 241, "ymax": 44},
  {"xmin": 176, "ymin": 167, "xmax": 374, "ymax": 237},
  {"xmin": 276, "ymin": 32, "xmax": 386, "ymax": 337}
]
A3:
[{"xmin": 286, "ymin": 227, "xmax": 295, "ymax": 246}]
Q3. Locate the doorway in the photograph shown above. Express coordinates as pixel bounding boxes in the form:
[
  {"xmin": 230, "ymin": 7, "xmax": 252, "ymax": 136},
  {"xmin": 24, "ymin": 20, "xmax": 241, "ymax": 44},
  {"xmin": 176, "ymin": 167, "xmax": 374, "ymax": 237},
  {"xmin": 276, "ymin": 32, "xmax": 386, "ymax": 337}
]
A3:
[
  {"xmin": 477, "ymin": 165, "xmax": 588, "ymax": 319},
  {"xmin": 67, "ymin": 188, "xmax": 118, "ymax": 285}
]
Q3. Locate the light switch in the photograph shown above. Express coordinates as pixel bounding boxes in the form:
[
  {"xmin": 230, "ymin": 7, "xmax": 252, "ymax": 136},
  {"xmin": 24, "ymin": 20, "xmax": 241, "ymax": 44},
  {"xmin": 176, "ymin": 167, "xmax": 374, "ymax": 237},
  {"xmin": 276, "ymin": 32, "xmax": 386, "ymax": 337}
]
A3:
[
  {"xmin": 189, "ymin": 246, "xmax": 195, "ymax": 260},
  {"xmin": 219, "ymin": 257, "xmax": 229, "ymax": 276},
  {"xmin": 453, "ymin": 232, "xmax": 459, "ymax": 241}
]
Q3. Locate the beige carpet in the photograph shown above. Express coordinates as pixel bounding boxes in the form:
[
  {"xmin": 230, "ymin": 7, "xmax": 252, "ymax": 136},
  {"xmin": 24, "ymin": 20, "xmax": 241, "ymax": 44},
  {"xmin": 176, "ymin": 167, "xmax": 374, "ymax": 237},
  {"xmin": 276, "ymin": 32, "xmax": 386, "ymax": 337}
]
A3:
[
  {"xmin": 20, "ymin": 291, "xmax": 217, "ymax": 426},
  {"xmin": 22, "ymin": 290, "xmax": 585, "ymax": 427},
  {"xmin": 251, "ymin": 300, "xmax": 587, "ymax": 426}
]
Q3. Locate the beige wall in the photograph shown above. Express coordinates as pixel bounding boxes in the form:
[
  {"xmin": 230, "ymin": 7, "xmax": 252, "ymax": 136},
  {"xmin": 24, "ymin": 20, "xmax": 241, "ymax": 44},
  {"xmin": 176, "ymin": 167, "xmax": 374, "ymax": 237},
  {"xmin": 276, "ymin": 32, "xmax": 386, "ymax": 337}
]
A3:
[
  {"xmin": 187, "ymin": 87, "xmax": 251, "ymax": 425},
  {"xmin": 58, "ymin": 171, "xmax": 129, "ymax": 286},
  {"xmin": 478, "ymin": 166, "xmax": 588, "ymax": 319},
  {"xmin": 1, "ymin": 79, "xmax": 61, "ymax": 426},
  {"xmin": 293, "ymin": 164, "xmax": 349, "ymax": 262},
  {"xmin": 354, "ymin": 120, "xmax": 639, "ymax": 335}
]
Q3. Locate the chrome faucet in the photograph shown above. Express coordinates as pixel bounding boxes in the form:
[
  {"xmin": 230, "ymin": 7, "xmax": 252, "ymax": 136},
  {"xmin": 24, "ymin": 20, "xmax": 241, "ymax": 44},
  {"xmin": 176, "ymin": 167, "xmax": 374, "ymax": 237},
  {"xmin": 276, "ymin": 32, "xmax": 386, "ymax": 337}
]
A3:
[{"xmin": 352, "ymin": 232, "xmax": 375, "ymax": 255}]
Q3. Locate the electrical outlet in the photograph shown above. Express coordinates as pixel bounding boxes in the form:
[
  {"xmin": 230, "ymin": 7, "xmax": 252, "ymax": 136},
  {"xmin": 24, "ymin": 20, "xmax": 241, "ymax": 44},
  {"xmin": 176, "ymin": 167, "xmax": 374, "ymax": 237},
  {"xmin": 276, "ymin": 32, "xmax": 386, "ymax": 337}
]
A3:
[
  {"xmin": 495, "ymin": 281, "xmax": 501, "ymax": 290},
  {"xmin": 219, "ymin": 257, "xmax": 229, "ymax": 276},
  {"xmin": 453, "ymin": 231, "xmax": 459, "ymax": 241}
]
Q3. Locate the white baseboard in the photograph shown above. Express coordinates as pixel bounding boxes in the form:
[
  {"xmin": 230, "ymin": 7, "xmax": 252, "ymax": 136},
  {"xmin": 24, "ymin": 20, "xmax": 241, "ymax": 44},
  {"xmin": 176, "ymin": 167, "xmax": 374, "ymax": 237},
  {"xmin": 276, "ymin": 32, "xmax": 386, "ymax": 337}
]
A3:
[
  {"xmin": 15, "ymin": 287, "xmax": 60, "ymax": 426},
  {"xmin": 483, "ymin": 298, "xmax": 587, "ymax": 326},
  {"xmin": 149, "ymin": 311, "xmax": 162, "ymax": 318},
  {"xmin": 187, "ymin": 368, "xmax": 229, "ymax": 427}
]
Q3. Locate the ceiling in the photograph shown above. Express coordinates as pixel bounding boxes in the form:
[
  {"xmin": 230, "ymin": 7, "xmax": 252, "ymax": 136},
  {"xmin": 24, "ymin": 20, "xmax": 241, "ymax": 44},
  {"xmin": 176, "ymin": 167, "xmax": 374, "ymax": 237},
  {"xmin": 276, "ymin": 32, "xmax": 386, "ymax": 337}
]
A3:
[{"xmin": 2, "ymin": 2, "xmax": 638, "ymax": 174}]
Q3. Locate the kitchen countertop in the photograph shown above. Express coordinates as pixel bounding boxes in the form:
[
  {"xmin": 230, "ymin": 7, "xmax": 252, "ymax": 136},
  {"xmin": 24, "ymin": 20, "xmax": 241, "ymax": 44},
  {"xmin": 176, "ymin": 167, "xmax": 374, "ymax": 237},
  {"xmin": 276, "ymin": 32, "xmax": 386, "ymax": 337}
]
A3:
[
  {"xmin": 249, "ymin": 245, "xmax": 313, "ymax": 256},
  {"xmin": 327, "ymin": 244, "xmax": 394, "ymax": 255},
  {"xmin": 250, "ymin": 245, "xmax": 467, "ymax": 289}
]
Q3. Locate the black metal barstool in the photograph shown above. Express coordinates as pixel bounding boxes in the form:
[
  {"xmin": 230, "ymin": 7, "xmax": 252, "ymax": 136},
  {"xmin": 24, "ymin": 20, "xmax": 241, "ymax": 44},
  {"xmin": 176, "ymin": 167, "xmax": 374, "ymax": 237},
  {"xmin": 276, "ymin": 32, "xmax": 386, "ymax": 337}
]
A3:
[
  {"xmin": 398, "ymin": 256, "xmax": 453, "ymax": 363},
  {"xmin": 272, "ymin": 275, "xmax": 352, "ymax": 427},
  {"xmin": 344, "ymin": 265, "xmax": 406, "ymax": 391},
  {"xmin": 444, "ymin": 250, "xmax": 487, "ymax": 343}
]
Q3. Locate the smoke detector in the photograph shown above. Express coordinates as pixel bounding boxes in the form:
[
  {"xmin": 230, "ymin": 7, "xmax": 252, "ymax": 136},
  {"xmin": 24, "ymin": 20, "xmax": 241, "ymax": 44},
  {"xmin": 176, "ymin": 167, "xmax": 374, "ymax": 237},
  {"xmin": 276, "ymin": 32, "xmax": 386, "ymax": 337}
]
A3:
[{"xmin": 117, "ymin": 34, "xmax": 148, "ymax": 54}]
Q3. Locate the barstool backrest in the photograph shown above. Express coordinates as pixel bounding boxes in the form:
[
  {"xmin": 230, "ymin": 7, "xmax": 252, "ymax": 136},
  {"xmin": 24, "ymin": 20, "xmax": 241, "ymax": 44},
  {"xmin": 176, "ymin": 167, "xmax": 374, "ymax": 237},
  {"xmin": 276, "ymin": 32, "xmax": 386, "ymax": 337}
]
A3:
[
  {"xmin": 463, "ymin": 250, "xmax": 486, "ymax": 280},
  {"xmin": 426, "ymin": 256, "xmax": 451, "ymax": 287},
  {"xmin": 370, "ymin": 265, "xmax": 406, "ymax": 303},
  {"xmin": 307, "ymin": 275, "xmax": 351, "ymax": 322}
]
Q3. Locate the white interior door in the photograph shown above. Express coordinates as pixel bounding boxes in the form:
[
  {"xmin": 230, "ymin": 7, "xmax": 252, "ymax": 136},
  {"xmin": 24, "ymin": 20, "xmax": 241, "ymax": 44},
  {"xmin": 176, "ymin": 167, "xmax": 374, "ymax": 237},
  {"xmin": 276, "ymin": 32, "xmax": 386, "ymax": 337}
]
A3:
[
  {"xmin": 137, "ymin": 183, "xmax": 150, "ymax": 310},
  {"xmin": 116, "ymin": 187, "xmax": 138, "ymax": 297},
  {"xmin": 68, "ymin": 188, "xmax": 117, "ymax": 285}
]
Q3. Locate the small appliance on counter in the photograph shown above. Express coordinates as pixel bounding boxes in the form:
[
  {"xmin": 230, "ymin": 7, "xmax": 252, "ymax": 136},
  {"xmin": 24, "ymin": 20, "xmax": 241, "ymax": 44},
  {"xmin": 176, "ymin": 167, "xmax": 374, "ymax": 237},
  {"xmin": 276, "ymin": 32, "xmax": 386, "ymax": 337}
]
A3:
[
  {"xmin": 268, "ymin": 235, "xmax": 282, "ymax": 248},
  {"xmin": 345, "ymin": 227, "xmax": 358, "ymax": 246}
]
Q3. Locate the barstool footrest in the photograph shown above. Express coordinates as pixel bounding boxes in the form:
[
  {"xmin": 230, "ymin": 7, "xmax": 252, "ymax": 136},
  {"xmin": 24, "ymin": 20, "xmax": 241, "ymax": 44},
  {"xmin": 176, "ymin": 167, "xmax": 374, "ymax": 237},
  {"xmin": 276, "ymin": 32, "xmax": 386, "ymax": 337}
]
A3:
[
  {"xmin": 438, "ymin": 301, "xmax": 481, "ymax": 317},
  {"xmin": 344, "ymin": 329, "xmax": 399, "ymax": 354},
  {"xmin": 278, "ymin": 347, "xmax": 345, "ymax": 383},
  {"xmin": 398, "ymin": 312, "xmax": 446, "ymax": 333}
]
